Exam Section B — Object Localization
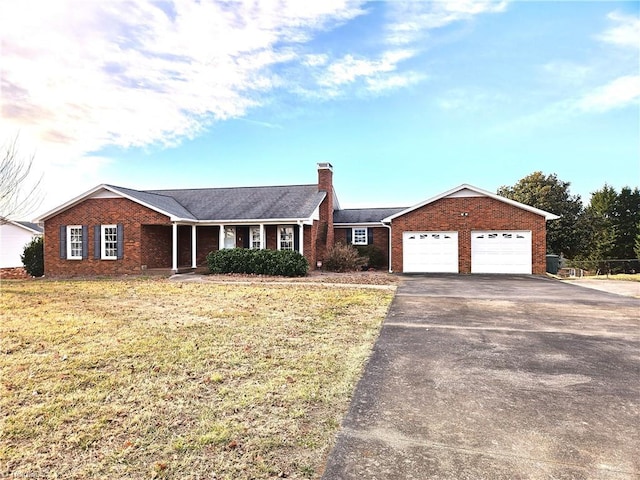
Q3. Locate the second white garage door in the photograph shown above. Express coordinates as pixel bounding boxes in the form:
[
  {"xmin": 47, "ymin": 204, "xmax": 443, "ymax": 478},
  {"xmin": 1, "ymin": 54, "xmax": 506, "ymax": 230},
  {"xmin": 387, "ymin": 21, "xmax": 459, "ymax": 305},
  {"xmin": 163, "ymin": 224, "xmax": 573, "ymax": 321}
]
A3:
[
  {"xmin": 471, "ymin": 231, "xmax": 532, "ymax": 274},
  {"xmin": 403, "ymin": 231, "xmax": 458, "ymax": 273}
]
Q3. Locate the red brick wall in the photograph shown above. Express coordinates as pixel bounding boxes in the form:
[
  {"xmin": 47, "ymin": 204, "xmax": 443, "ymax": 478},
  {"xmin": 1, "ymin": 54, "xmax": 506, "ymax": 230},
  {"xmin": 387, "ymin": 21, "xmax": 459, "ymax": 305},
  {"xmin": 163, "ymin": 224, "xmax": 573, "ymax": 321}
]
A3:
[
  {"xmin": 197, "ymin": 226, "xmax": 219, "ymax": 266},
  {"xmin": 317, "ymin": 165, "xmax": 334, "ymax": 262},
  {"xmin": 333, "ymin": 226, "xmax": 391, "ymax": 270},
  {"xmin": 390, "ymin": 197, "xmax": 547, "ymax": 274},
  {"xmin": 304, "ymin": 222, "xmax": 317, "ymax": 269},
  {"xmin": 141, "ymin": 225, "xmax": 171, "ymax": 268},
  {"xmin": 44, "ymin": 198, "xmax": 170, "ymax": 276}
]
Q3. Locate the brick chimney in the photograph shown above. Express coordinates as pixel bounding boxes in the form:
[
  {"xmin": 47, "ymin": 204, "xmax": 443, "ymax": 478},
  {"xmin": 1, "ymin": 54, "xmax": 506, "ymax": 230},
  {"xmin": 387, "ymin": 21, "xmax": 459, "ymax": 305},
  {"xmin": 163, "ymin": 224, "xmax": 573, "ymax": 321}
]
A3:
[{"xmin": 316, "ymin": 162, "xmax": 334, "ymax": 261}]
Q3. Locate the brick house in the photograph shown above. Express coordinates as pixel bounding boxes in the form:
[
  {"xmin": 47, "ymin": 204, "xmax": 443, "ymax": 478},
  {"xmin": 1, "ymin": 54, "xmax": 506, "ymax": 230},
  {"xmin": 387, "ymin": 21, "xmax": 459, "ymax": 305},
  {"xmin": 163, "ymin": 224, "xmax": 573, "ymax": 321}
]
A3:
[{"xmin": 36, "ymin": 164, "xmax": 557, "ymax": 276}]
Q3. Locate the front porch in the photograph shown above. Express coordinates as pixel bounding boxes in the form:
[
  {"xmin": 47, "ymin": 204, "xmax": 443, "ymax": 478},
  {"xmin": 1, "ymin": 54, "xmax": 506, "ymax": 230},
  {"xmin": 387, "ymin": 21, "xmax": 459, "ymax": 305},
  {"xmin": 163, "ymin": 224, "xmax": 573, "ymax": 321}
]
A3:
[{"xmin": 140, "ymin": 222, "xmax": 316, "ymax": 273}]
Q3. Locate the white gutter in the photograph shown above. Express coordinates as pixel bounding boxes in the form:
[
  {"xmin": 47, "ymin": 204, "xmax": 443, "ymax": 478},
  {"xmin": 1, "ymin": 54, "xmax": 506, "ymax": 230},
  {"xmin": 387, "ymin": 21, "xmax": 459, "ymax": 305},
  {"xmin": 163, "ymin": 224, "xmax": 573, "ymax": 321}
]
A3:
[{"xmin": 381, "ymin": 221, "xmax": 393, "ymax": 273}]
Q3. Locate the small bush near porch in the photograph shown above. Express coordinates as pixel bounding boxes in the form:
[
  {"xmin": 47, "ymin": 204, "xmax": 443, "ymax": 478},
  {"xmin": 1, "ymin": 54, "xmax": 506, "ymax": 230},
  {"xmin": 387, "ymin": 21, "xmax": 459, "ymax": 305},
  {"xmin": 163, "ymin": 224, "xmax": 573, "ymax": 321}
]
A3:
[
  {"xmin": 0, "ymin": 278, "xmax": 393, "ymax": 479},
  {"xmin": 207, "ymin": 248, "xmax": 309, "ymax": 277}
]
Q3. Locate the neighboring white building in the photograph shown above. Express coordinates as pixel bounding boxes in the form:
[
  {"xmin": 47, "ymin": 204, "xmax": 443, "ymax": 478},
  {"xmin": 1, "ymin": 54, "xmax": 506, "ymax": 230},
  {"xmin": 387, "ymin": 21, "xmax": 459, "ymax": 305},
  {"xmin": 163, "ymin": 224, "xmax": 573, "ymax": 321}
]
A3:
[{"xmin": 0, "ymin": 219, "xmax": 43, "ymax": 268}]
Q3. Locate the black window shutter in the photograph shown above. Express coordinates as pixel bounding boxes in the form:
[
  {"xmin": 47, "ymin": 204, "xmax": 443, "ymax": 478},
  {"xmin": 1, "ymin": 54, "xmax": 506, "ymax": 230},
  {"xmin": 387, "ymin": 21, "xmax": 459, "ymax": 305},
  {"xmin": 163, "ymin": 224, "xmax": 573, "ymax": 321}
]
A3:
[
  {"xmin": 82, "ymin": 225, "xmax": 89, "ymax": 259},
  {"xmin": 368, "ymin": 228, "xmax": 374, "ymax": 245},
  {"xmin": 59, "ymin": 225, "xmax": 67, "ymax": 259},
  {"xmin": 294, "ymin": 226, "xmax": 300, "ymax": 252},
  {"xmin": 94, "ymin": 226, "xmax": 101, "ymax": 259},
  {"xmin": 116, "ymin": 223, "xmax": 124, "ymax": 260},
  {"xmin": 346, "ymin": 229, "xmax": 352, "ymax": 244}
]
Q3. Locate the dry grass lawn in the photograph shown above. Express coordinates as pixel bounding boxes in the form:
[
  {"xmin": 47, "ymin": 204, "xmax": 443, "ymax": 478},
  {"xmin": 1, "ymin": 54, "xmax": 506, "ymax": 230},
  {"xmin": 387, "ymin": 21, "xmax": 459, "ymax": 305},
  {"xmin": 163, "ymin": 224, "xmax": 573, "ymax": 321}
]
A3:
[
  {"xmin": 0, "ymin": 278, "xmax": 394, "ymax": 479},
  {"xmin": 587, "ymin": 273, "xmax": 640, "ymax": 282}
]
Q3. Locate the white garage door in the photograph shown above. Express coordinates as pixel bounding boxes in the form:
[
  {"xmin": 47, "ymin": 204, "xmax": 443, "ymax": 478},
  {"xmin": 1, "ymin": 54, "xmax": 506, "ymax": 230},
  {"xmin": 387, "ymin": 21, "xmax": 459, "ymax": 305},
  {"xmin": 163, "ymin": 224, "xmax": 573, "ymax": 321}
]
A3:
[
  {"xmin": 403, "ymin": 231, "xmax": 458, "ymax": 273},
  {"xmin": 471, "ymin": 231, "xmax": 532, "ymax": 274}
]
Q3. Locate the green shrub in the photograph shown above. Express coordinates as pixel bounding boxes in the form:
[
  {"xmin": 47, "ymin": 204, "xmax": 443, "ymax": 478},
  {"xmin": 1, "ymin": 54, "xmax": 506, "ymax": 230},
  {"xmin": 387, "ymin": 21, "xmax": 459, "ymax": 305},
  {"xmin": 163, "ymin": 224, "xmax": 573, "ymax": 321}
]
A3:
[
  {"xmin": 206, "ymin": 248, "xmax": 308, "ymax": 277},
  {"xmin": 323, "ymin": 243, "xmax": 367, "ymax": 272},
  {"xmin": 21, "ymin": 236, "xmax": 44, "ymax": 277},
  {"xmin": 355, "ymin": 245, "xmax": 385, "ymax": 270}
]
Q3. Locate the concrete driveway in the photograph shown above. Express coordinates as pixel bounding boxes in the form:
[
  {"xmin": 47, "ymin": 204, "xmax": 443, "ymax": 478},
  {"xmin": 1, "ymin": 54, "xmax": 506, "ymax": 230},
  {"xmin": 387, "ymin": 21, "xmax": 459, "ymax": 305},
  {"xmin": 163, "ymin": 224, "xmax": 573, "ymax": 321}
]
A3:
[{"xmin": 322, "ymin": 275, "xmax": 640, "ymax": 480}]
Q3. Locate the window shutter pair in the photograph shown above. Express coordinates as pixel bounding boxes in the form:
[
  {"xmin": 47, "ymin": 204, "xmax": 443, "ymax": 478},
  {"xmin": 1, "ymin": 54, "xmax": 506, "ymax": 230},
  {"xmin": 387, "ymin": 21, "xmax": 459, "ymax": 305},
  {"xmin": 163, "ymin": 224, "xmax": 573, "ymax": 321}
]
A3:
[
  {"xmin": 346, "ymin": 228, "xmax": 374, "ymax": 245},
  {"xmin": 60, "ymin": 224, "xmax": 123, "ymax": 260},
  {"xmin": 58, "ymin": 225, "xmax": 88, "ymax": 259}
]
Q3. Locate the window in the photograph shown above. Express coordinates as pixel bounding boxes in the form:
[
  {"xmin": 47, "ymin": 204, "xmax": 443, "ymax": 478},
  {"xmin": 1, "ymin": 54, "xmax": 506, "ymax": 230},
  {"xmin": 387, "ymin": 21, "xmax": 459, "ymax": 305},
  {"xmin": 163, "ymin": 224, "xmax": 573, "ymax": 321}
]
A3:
[
  {"xmin": 279, "ymin": 226, "xmax": 294, "ymax": 251},
  {"xmin": 250, "ymin": 226, "xmax": 262, "ymax": 249},
  {"xmin": 101, "ymin": 225, "xmax": 118, "ymax": 259},
  {"xmin": 223, "ymin": 227, "xmax": 236, "ymax": 249},
  {"xmin": 67, "ymin": 226, "xmax": 83, "ymax": 259},
  {"xmin": 352, "ymin": 228, "xmax": 367, "ymax": 245}
]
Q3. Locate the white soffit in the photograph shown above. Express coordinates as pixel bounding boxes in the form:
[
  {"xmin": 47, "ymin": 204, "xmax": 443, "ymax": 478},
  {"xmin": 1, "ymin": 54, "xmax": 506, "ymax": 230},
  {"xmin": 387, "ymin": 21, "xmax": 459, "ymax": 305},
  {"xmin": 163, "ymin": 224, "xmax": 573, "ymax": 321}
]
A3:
[
  {"xmin": 89, "ymin": 189, "xmax": 122, "ymax": 199},
  {"xmin": 445, "ymin": 188, "xmax": 484, "ymax": 198}
]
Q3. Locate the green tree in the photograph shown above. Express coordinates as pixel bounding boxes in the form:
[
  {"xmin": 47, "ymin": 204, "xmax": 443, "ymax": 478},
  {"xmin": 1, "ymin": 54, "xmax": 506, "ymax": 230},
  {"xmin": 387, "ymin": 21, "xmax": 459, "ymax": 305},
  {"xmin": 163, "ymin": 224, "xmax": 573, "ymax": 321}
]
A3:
[
  {"xmin": 634, "ymin": 225, "xmax": 640, "ymax": 260},
  {"xmin": 610, "ymin": 186, "xmax": 640, "ymax": 260},
  {"xmin": 497, "ymin": 172, "xmax": 584, "ymax": 257},
  {"xmin": 21, "ymin": 236, "xmax": 44, "ymax": 277},
  {"xmin": 581, "ymin": 184, "xmax": 618, "ymax": 261}
]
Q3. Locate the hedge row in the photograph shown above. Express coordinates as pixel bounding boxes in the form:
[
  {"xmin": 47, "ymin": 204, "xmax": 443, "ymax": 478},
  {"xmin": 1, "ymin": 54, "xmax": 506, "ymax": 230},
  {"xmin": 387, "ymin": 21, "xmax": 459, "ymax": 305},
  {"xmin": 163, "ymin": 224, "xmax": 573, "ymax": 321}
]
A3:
[{"xmin": 206, "ymin": 248, "xmax": 308, "ymax": 277}]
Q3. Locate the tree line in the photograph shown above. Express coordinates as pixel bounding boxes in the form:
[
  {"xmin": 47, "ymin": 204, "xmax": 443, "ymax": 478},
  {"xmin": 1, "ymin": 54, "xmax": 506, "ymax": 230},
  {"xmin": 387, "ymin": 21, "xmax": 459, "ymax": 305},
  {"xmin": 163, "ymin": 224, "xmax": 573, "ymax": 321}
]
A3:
[{"xmin": 499, "ymin": 172, "xmax": 640, "ymax": 273}]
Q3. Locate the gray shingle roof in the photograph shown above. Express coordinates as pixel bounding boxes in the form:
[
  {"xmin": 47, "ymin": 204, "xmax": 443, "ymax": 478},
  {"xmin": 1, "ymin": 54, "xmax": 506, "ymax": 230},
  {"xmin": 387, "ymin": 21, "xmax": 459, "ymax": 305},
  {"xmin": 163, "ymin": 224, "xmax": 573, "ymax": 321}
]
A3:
[
  {"xmin": 16, "ymin": 221, "xmax": 43, "ymax": 233},
  {"xmin": 109, "ymin": 184, "xmax": 326, "ymax": 221},
  {"xmin": 333, "ymin": 207, "xmax": 407, "ymax": 224},
  {"xmin": 109, "ymin": 186, "xmax": 197, "ymax": 220}
]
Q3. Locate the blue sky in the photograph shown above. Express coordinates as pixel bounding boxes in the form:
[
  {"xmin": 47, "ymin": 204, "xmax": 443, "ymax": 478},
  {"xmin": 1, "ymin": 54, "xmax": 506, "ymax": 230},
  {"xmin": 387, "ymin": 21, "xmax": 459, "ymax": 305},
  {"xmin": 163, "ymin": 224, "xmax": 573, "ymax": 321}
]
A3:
[{"xmin": 1, "ymin": 0, "xmax": 638, "ymax": 217}]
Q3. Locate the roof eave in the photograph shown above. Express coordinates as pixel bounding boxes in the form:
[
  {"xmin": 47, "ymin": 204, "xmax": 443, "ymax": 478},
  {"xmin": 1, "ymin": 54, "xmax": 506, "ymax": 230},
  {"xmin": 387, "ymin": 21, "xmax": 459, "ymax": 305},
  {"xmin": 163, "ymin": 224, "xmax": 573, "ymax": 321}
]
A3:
[
  {"xmin": 35, "ymin": 184, "xmax": 194, "ymax": 223},
  {"xmin": 193, "ymin": 217, "xmax": 315, "ymax": 225},
  {"xmin": 383, "ymin": 184, "xmax": 559, "ymax": 221},
  {"xmin": 334, "ymin": 222, "xmax": 388, "ymax": 227}
]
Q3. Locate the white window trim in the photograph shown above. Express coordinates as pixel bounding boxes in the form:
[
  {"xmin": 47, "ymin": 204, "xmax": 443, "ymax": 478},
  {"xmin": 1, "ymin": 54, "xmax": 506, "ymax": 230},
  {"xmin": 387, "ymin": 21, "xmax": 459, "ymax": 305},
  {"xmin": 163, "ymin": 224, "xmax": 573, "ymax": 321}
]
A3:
[
  {"xmin": 101, "ymin": 224, "xmax": 118, "ymax": 260},
  {"xmin": 278, "ymin": 225, "xmax": 294, "ymax": 251},
  {"xmin": 352, "ymin": 227, "xmax": 368, "ymax": 245},
  {"xmin": 67, "ymin": 225, "xmax": 83, "ymax": 260},
  {"xmin": 249, "ymin": 226, "xmax": 262, "ymax": 250}
]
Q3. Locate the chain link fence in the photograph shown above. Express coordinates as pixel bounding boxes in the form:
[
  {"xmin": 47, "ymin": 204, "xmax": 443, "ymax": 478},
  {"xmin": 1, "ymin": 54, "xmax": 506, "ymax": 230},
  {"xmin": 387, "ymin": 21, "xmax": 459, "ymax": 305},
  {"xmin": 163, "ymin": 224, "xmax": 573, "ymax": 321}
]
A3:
[{"xmin": 564, "ymin": 258, "xmax": 639, "ymax": 277}]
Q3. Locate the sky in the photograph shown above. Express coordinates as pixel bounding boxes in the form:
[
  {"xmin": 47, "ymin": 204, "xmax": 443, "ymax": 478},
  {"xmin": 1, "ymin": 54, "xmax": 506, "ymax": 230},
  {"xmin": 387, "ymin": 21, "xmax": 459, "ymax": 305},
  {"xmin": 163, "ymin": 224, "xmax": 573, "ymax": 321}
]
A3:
[{"xmin": 1, "ymin": 0, "xmax": 638, "ymax": 219}]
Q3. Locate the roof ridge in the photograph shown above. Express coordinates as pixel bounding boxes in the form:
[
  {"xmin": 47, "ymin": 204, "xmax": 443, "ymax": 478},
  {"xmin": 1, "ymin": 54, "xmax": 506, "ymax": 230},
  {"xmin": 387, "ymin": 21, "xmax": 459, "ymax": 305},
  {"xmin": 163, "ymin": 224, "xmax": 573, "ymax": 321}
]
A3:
[
  {"xmin": 336, "ymin": 206, "xmax": 407, "ymax": 211},
  {"xmin": 146, "ymin": 183, "xmax": 316, "ymax": 193}
]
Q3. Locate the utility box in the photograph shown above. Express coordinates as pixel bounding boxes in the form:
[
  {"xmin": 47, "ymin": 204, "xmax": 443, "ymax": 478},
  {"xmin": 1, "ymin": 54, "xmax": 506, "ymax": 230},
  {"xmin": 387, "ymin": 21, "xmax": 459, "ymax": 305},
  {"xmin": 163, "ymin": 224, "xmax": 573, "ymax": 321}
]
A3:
[{"xmin": 546, "ymin": 254, "xmax": 560, "ymax": 274}]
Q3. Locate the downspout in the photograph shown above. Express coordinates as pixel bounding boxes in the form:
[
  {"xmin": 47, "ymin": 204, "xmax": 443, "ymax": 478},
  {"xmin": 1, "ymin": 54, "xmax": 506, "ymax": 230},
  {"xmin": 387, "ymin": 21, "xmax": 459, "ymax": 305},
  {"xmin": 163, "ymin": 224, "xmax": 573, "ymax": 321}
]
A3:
[{"xmin": 381, "ymin": 221, "xmax": 392, "ymax": 273}]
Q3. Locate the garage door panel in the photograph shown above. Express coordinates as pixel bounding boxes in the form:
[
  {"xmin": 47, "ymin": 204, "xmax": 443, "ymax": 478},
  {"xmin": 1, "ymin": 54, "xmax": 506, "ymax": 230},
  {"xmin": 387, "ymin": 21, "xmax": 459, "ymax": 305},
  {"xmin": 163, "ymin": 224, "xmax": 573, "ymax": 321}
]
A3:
[
  {"xmin": 403, "ymin": 232, "xmax": 458, "ymax": 273},
  {"xmin": 472, "ymin": 231, "xmax": 531, "ymax": 274}
]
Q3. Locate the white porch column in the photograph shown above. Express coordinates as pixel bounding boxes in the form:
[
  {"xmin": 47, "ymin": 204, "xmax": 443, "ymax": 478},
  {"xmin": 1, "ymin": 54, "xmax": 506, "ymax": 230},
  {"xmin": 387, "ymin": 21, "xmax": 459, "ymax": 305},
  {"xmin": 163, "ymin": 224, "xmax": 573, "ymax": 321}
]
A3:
[
  {"xmin": 172, "ymin": 223, "xmax": 178, "ymax": 272},
  {"xmin": 260, "ymin": 224, "xmax": 265, "ymax": 249},
  {"xmin": 219, "ymin": 224, "xmax": 225, "ymax": 250},
  {"xmin": 191, "ymin": 224, "xmax": 197, "ymax": 268},
  {"xmin": 298, "ymin": 223, "xmax": 304, "ymax": 256}
]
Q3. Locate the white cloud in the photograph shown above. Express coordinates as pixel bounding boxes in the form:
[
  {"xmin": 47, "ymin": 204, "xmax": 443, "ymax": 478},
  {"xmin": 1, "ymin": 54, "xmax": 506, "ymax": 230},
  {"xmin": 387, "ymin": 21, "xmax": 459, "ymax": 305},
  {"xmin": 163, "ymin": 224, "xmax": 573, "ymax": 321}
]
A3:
[
  {"xmin": 0, "ymin": 0, "xmax": 511, "ymax": 214},
  {"xmin": 0, "ymin": 0, "xmax": 368, "ymax": 212},
  {"xmin": 319, "ymin": 49, "xmax": 415, "ymax": 87},
  {"xmin": 385, "ymin": 0, "xmax": 508, "ymax": 45},
  {"xmin": 597, "ymin": 11, "xmax": 640, "ymax": 49},
  {"xmin": 576, "ymin": 75, "xmax": 640, "ymax": 113}
]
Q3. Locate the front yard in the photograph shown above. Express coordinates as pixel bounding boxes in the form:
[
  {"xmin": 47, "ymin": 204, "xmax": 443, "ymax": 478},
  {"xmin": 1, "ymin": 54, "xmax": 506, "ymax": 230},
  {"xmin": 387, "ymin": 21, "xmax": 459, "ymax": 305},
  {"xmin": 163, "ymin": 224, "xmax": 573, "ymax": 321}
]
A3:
[{"xmin": 0, "ymin": 278, "xmax": 394, "ymax": 479}]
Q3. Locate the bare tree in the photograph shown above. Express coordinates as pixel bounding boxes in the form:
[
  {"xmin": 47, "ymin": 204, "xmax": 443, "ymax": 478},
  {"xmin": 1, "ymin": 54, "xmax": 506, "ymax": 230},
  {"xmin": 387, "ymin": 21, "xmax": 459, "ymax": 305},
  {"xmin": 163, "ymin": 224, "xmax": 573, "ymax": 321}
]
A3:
[{"xmin": 0, "ymin": 136, "xmax": 43, "ymax": 222}]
